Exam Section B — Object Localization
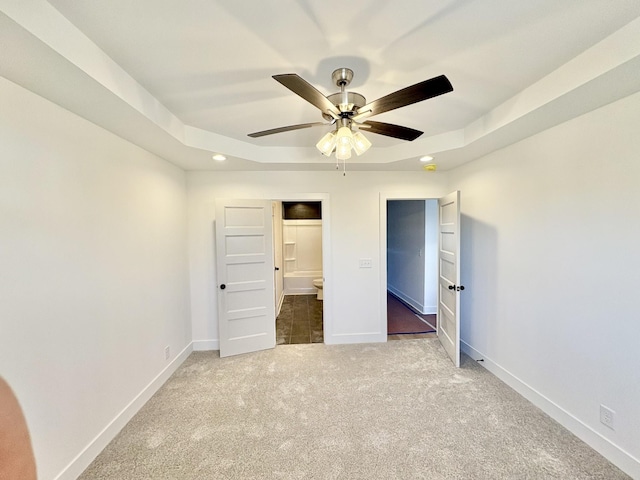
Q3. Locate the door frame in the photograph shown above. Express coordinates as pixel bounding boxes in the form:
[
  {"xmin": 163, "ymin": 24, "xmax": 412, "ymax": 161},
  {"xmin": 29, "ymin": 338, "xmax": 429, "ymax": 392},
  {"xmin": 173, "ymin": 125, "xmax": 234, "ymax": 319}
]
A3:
[{"xmin": 378, "ymin": 193, "xmax": 439, "ymax": 339}]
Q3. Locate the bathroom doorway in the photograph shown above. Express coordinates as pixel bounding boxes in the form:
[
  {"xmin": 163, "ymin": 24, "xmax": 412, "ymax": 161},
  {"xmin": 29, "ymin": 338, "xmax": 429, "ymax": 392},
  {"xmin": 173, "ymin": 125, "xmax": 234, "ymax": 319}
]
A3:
[
  {"xmin": 216, "ymin": 194, "xmax": 331, "ymax": 358},
  {"xmin": 273, "ymin": 199, "xmax": 326, "ymax": 345}
]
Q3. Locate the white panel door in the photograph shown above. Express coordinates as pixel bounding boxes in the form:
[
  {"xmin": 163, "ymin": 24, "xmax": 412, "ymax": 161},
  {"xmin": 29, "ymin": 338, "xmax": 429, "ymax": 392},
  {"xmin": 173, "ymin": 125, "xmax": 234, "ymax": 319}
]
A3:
[
  {"xmin": 438, "ymin": 191, "xmax": 462, "ymax": 367},
  {"xmin": 216, "ymin": 199, "xmax": 275, "ymax": 358}
]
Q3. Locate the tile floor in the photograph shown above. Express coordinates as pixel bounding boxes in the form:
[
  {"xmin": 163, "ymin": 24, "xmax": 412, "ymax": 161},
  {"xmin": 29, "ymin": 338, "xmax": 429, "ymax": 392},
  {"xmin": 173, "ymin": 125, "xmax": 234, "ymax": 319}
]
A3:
[{"xmin": 276, "ymin": 294, "xmax": 323, "ymax": 345}]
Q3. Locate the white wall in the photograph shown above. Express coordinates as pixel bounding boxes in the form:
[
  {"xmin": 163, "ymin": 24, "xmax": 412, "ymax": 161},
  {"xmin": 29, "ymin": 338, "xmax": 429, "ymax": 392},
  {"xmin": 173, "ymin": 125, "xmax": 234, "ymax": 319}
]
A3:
[
  {"xmin": 282, "ymin": 219, "xmax": 323, "ymax": 295},
  {"xmin": 283, "ymin": 220, "xmax": 323, "ymax": 275},
  {"xmin": 450, "ymin": 91, "xmax": 640, "ymax": 477},
  {"xmin": 0, "ymin": 78, "xmax": 192, "ymax": 479},
  {"xmin": 187, "ymin": 171, "xmax": 450, "ymax": 347}
]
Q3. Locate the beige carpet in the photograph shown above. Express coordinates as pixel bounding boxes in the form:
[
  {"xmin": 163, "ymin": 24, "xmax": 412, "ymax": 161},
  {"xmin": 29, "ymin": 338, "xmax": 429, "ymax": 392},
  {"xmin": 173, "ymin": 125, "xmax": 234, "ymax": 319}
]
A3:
[{"xmin": 80, "ymin": 340, "xmax": 628, "ymax": 479}]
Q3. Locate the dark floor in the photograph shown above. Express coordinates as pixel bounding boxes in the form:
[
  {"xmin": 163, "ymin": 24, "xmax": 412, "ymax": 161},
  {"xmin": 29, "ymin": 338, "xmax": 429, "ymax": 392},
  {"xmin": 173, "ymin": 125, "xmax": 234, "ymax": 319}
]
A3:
[
  {"xmin": 387, "ymin": 292, "xmax": 438, "ymax": 341},
  {"xmin": 276, "ymin": 294, "xmax": 323, "ymax": 345}
]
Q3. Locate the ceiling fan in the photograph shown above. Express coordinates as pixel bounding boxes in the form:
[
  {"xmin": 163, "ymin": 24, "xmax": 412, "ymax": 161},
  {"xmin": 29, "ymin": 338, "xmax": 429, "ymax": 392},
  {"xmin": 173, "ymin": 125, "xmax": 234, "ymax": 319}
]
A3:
[{"xmin": 248, "ymin": 68, "xmax": 453, "ymax": 161}]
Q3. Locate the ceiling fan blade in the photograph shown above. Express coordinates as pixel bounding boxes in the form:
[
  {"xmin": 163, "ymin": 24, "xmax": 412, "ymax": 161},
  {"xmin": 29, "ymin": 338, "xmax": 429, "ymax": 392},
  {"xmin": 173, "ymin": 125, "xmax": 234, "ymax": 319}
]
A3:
[
  {"xmin": 352, "ymin": 75, "xmax": 453, "ymax": 122},
  {"xmin": 248, "ymin": 122, "xmax": 328, "ymax": 138},
  {"xmin": 273, "ymin": 74, "xmax": 341, "ymax": 119},
  {"xmin": 359, "ymin": 121, "xmax": 424, "ymax": 141}
]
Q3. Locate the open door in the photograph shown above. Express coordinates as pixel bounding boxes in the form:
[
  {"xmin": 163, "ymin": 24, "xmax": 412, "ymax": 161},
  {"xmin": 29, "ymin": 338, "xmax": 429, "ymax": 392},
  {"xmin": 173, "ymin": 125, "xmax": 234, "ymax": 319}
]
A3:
[
  {"xmin": 216, "ymin": 199, "xmax": 276, "ymax": 358},
  {"xmin": 438, "ymin": 191, "xmax": 462, "ymax": 367}
]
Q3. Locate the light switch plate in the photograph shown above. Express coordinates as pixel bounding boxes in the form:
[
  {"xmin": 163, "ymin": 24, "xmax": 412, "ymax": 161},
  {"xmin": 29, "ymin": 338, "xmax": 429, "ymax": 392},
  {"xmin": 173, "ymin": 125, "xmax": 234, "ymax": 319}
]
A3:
[{"xmin": 359, "ymin": 258, "xmax": 372, "ymax": 268}]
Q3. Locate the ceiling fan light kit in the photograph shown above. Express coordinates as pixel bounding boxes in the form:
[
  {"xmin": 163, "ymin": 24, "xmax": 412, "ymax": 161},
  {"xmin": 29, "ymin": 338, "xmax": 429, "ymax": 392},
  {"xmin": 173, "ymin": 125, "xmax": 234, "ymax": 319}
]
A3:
[{"xmin": 249, "ymin": 67, "xmax": 453, "ymax": 171}]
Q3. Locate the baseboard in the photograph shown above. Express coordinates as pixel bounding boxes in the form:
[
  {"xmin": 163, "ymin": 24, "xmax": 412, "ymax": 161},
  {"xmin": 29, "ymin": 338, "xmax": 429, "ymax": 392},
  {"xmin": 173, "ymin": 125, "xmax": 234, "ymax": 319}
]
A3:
[
  {"xmin": 192, "ymin": 339, "xmax": 219, "ymax": 351},
  {"xmin": 54, "ymin": 343, "xmax": 193, "ymax": 480},
  {"xmin": 387, "ymin": 286, "xmax": 435, "ymax": 315},
  {"xmin": 284, "ymin": 288, "xmax": 316, "ymax": 295},
  {"xmin": 461, "ymin": 341, "xmax": 640, "ymax": 479},
  {"xmin": 326, "ymin": 332, "xmax": 386, "ymax": 345}
]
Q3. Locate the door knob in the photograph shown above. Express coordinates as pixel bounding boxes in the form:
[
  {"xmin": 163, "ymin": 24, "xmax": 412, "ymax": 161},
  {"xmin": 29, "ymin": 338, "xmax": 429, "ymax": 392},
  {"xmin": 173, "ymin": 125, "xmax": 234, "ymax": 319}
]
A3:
[
  {"xmin": 220, "ymin": 284, "xmax": 226, "ymax": 290},
  {"xmin": 457, "ymin": 285, "xmax": 465, "ymax": 291},
  {"xmin": 448, "ymin": 285, "xmax": 455, "ymax": 290},
  {"xmin": 275, "ymin": 267, "xmax": 280, "ymax": 271}
]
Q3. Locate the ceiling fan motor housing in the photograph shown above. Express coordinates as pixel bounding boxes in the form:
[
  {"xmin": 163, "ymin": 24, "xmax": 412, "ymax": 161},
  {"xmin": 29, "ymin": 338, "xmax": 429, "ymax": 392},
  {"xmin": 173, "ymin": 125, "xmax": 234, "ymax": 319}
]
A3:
[
  {"xmin": 328, "ymin": 68, "xmax": 366, "ymax": 114},
  {"xmin": 327, "ymin": 92, "xmax": 366, "ymax": 113},
  {"xmin": 332, "ymin": 68, "xmax": 354, "ymax": 87}
]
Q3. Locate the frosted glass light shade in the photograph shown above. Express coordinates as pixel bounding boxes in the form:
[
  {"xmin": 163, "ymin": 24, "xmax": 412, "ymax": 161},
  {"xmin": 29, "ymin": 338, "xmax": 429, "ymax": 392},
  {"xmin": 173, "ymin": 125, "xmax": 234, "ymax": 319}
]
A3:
[
  {"xmin": 316, "ymin": 131, "xmax": 336, "ymax": 156},
  {"xmin": 352, "ymin": 131, "xmax": 371, "ymax": 155},
  {"xmin": 335, "ymin": 126, "xmax": 353, "ymax": 147},
  {"xmin": 336, "ymin": 142, "xmax": 352, "ymax": 160}
]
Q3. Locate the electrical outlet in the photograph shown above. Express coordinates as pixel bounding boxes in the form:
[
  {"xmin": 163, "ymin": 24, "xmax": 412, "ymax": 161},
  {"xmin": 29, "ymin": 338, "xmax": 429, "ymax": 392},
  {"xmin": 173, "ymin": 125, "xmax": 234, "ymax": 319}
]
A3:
[
  {"xmin": 600, "ymin": 404, "xmax": 615, "ymax": 430},
  {"xmin": 164, "ymin": 346, "xmax": 170, "ymax": 360}
]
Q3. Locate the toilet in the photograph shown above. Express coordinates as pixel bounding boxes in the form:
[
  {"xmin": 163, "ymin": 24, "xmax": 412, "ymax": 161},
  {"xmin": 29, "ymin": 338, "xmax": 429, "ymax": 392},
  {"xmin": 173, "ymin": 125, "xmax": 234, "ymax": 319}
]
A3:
[{"xmin": 312, "ymin": 278, "xmax": 324, "ymax": 300}]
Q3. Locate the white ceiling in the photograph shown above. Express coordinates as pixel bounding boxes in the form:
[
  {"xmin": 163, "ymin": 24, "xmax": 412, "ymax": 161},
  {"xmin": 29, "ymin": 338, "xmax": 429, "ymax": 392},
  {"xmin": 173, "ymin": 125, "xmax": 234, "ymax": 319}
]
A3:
[{"xmin": 2, "ymin": 1, "xmax": 640, "ymax": 171}]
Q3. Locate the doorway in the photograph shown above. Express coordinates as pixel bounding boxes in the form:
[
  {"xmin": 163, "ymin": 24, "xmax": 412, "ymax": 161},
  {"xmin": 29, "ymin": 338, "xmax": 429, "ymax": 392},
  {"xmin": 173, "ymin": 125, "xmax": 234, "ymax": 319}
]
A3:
[
  {"xmin": 216, "ymin": 195, "xmax": 331, "ymax": 358},
  {"xmin": 273, "ymin": 200, "xmax": 324, "ymax": 345},
  {"xmin": 385, "ymin": 199, "xmax": 438, "ymax": 341},
  {"xmin": 379, "ymin": 191, "xmax": 462, "ymax": 367}
]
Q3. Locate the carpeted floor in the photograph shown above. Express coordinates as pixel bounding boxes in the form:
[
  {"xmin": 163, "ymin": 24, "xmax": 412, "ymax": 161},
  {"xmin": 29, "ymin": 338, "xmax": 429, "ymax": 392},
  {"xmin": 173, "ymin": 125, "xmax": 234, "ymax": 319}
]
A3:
[
  {"xmin": 387, "ymin": 292, "xmax": 436, "ymax": 335},
  {"xmin": 79, "ymin": 340, "xmax": 629, "ymax": 479}
]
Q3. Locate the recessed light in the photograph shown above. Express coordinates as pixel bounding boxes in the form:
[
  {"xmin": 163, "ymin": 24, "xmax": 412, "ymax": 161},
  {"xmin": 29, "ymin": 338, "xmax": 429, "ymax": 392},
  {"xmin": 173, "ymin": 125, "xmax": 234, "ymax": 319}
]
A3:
[
  {"xmin": 420, "ymin": 155, "xmax": 434, "ymax": 162},
  {"xmin": 212, "ymin": 154, "xmax": 226, "ymax": 161}
]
